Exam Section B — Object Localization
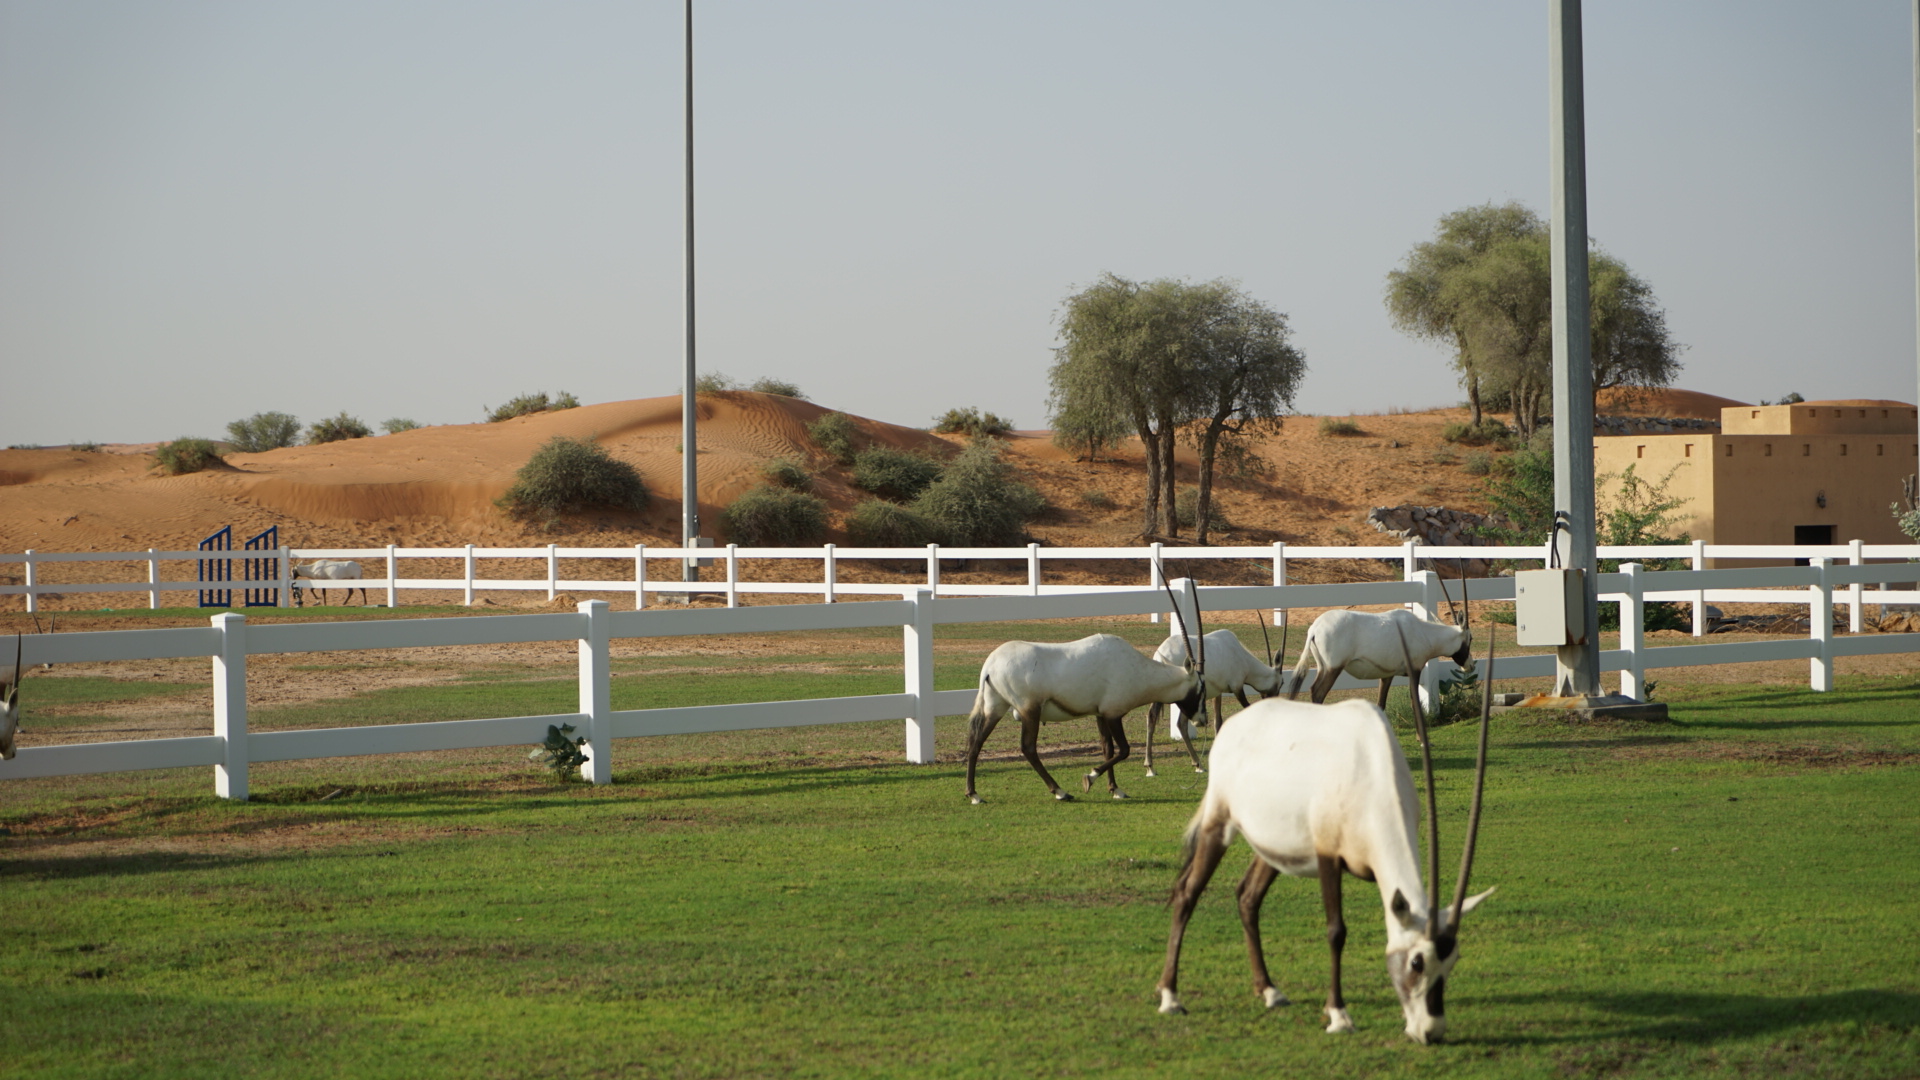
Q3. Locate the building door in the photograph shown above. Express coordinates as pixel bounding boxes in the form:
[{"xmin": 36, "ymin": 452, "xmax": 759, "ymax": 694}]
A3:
[{"xmin": 1793, "ymin": 524, "xmax": 1834, "ymax": 566}]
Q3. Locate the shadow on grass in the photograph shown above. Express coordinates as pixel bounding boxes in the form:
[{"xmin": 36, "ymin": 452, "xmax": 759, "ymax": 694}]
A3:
[{"xmin": 1483, "ymin": 988, "xmax": 1920, "ymax": 1045}]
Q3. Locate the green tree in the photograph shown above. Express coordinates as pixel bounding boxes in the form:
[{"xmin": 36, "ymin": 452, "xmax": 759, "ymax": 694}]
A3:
[
  {"xmin": 305, "ymin": 413, "xmax": 372, "ymax": 444},
  {"xmin": 1178, "ymin": 283, "xmax": 1306, "ymax": 544},
  {"xmin": 226, "ymin": 412, "xmax": 301, "ymax": 453}
]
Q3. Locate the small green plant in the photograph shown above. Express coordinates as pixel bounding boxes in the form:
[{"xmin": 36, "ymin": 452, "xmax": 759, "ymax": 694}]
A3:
[
  {"xmin": 226, "ymin": 411, "xmax": 301, "ymax": 453},
  {"xmin": 1080, "ymin": 488, "xmax": 1114, "ymax": 510},
  {"xmin": 762, "ymin": 457, "xmax": 813, "ymax": 492},
  {"xmin": 722, "ymin": 485, "xmax": 829, "ymax": 546},
  {"xmin": 851, "ymin": 446, "xmax": 944, "ymax": 502},
  {"xmin": 305, "ymin": 413, "xmax": 372, "ymax": 444},
  {"xmin": 1462, "ymin": 450, "xmax": 1493, "ymax": 476},
  {"xmin": 931, "ymin": 407, "xmax": 1014, "ymax": 438},
  {"xmin": 152, "ymin": 437, "xmax": 223, "ymax": 475},
  {"xmin": 806, "ymin": 412, "xmax": 863, "ymax": 465},
  {"xmin": 6, "ymin": 444, "xmax": 36, "ymax": 450},
  {"xmin": 844, "ymin": 499, "xmax": 946, "ymax": 547},
  {"xmin": 499, "ymin": 436, "xmax": 649, "ymax": 523},
  {"xmin": 1431, "ymin": 447, "xmax": 1459, "ymax": 466},
  {"xmin": 909, "ymin": 437, "xmax": 1044, "ymax": 546},
  {"xmin": 1441, "ymin": 419, "xmax": 1512, "ymax": 447},
  {"xmin": 381, "ymin": 418, "xmax": 421, "ymax": 434},
  {"xmin": 694, "ymin": 372, "xmax": 737, "ymax": 395},
  {"xmin": 1385, "ymin": 659, "xmax": 1482, "ymax": 729},
  {"xmin": 1174, "ymin": 487, "xmax": 1227, "ymax": 532},
  {"xmin": 68, "ymin": 441, "xmax": 103, "ymax": 453},
  {"xmin": 1891, "ymin": 476, "xmax": 1919, "ymax": 543},
  {"xmin": 486, "ymin": 392, "xmax": 577, "ymax": 423},
  {"xmin": 1318, "ymin": 417, "xmax": 1363, "ymax": 436},
  {"xmin": 1759, "ymin": 392, "xmax": 1805, "ymax": 406},
  {"xmin": 528, "ymin": 722, "xmax": 589, "ymax": 780},
  {"xmin": 747, "ymin": 377, "xmax": 806, "ymax": 399}
]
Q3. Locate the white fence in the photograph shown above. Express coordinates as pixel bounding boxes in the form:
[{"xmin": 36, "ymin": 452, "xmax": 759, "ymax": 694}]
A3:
[
  {"xmin": 3, "ymin": 562, "xmax": 1919, "ymax": 801},
  {"xmin": 6, "ymin": 539, "xmax": 1920, "ymax": 637}
]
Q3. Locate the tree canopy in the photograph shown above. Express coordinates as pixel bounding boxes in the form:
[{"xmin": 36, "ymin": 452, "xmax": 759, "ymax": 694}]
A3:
[{"xmin": 1386, "ymin": 202, "xmax": 1681, "ymax": 437}]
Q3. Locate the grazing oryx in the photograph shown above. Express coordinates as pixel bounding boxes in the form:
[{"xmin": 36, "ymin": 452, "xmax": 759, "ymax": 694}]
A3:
[
  {"xmin": 1285, "ymin": 606, "xmax": 1469, "ymax": 707},
  {"xmin": 292, "ymin": 560, "xmax": 366, "ymax": 607},
  {"xmin": 1156, "ymin": 628, "xmax": 1496, "ymax": 1044},
  {"xmin": 2, "ymin": 635, "xmax": 25, "ymax": 759},
  {"xmin": 1142, "ymin": 629, "xmax": 1285, "ymax": 777},
  {"xmin": 963, "ymin": 578, "xmax": 1209, "ymax": 804}
]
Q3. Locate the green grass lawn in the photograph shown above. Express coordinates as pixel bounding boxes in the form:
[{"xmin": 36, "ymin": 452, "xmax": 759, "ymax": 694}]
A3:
[{"xmin": 2, "ymin": 655, "xmax": 1917, "ymax": 1077}]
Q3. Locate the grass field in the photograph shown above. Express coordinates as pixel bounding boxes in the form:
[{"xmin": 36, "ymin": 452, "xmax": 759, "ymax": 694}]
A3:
[{"xmin": 2, "ymin": 623, "xmax": 1917, "ymax": 1078}]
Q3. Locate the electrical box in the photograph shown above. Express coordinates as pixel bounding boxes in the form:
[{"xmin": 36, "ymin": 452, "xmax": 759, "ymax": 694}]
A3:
[
  {"xmin": 688, "ymin": 536, "xmax": 715, "ymax": 568},
  {"xmin": 1514, "ymin": 568, "xmax": 1587, "ymax": 646}
]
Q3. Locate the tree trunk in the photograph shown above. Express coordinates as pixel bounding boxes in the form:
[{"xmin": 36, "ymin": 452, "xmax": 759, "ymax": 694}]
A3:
[
  {"xmin": 1160, "ymin": 425, "xmax": 1181, "ymax": 538},
  {"xmin": 1195, "ymin": 426, "xmax": 1223, "ymax": 545},
  {"xmin": 1139, "ymin": 425, "xmax": 1162, "ymax": 539},
  {"xmin": 1466, "ymin": 370, "xmax": 1483, "ymax": 426}
]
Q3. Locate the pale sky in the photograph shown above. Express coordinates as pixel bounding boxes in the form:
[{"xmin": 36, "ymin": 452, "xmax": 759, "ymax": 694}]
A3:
[{"xmin": 2, "ymin": 1, "xmax": 1915, "ymax": 447}]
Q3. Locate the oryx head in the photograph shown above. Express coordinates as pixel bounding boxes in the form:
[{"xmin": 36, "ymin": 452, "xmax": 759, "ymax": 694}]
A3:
[
  {"xmin": 1389, "ymin": 621, "xmax": 1496, "ymax": 1044},
  {"xmin": 1433, "ymin": 568, "xmax": 1475, "ymax": 669},
  {"xmin": 2, "ymin": 634, "xmax": 25, "ymax": 759},
  {"xmin": 1155, "ymin": 561, "xmax": 1208, "ymax": 723}
]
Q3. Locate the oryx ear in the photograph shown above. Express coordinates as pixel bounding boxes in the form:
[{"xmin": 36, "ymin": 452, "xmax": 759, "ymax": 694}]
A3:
[
  {"xmin": 1459, "ymin": 886, "xmax": 1497, "ymax": 915},
  {"xmin": 1390, "ymin": 888, "xmax": 1415, "ymax": 926}
]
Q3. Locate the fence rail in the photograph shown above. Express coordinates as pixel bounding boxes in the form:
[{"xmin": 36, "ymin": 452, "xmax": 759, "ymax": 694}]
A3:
[{"xmin": 4, "ymin": 560, "xmax": 1920, "ymax": 800}]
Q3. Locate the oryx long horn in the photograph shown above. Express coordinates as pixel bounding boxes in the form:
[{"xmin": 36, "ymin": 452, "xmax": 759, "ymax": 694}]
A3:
[
  {"xmin": 1447, "ymin": 608, "xmax": 1496, "ymax": 935},
  {"xmin": 1255, "ymin": 608, "xmax": 1274, "ymax": 667},
  {"xmin": 1154, "ymin": 558, "xmax": 1196, "ymax": 662},
  {"xmin": 1434, "ymin": 565, "xmax": 1460, "ymax": 626},
  {"xmin": 7, "ymin": 633, "xmax": 22, "ymax": 705},
  {"xmin": 1394, "ymin": 624, "xmax": 1441, "ymax": 923}
]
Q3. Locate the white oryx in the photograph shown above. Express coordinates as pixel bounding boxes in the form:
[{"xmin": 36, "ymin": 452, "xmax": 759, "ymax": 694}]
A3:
[
  {"xmin": 1, "ymin": 635, "xmax": 25, "ymax": 759},
  {"xmin": 1285, "ymin": 606, "xmax": 1470, "ymax": 707},
  {"xmin": 1156, "ymin": 629, "xmax": 1496, "ymax": 1044},
  {"xmin": 1142, "ymin": 629, "xmax": 1285, "ymax": 776},
  {"xmin": 963, "ymin": 578, "xmax": 1209, "ymax": 803},
  {"xmin": 291, "ymin": 559, "xmax": 367, "ymax": 607}
]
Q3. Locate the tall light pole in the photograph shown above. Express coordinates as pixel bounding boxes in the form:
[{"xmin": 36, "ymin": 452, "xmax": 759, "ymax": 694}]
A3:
[
  {"xmin": 681, "ymin": 0, "xmax": 700, "ymax": 585},
  {"xmin": 1549, "ymin": 0, "xmax": 1601, "ymax": 696}
]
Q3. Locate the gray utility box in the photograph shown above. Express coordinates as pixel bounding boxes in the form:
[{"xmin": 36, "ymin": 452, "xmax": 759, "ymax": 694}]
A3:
[{"xmin": 1514, "ymin": 568, "xmax": 1588, "ymax": 646}]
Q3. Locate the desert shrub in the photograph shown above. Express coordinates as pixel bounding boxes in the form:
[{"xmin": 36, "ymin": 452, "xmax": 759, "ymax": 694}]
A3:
[
  {"xmin": 1385, "ymin": 659, "xmax": 1484, "ymax": 729},
  {"xmin": 499, "ymin": 436, "xmax": 649, "ymax": 522},
  {"xmin": 305, "ymin": 413, "xmax": 372, "ymax": 444},
  {"xmin": 153, "ymin": 437, "xmax": 223, "ymax": 475},
  {"xmin": 762, "ymin": 457, "xmax": 813, "ymax": 492},
  {"xmin": 844, "ymin": 499, "xmax": 946, "ymax": 547},
  {"xmin": 931, "ymin": 407, "xmax": 1014, "ymax": 438},
  {"xmin": 1462, "ymin": 450, "xmax": 1493, "ymax": 476},
  {"xmin": 694, "ymin": 372, "xmax": 737, "ymax": 395},
  {"xmin": 1318, "ymin": 417, "xmax": 1362, "ymax": 436},
  {"xmin": 722, "ymin": 485, "xmax": 828, "ymax": 546},
  {"xmin": 68, "ymin": 441, "xmax": 102, "ymax": 453},
  {"xmin": 487, "ymin": 391, "xmax": 577, "ymax": 423},
  {"xmin": 910, "ymin": 437, "xmax": 1045, "ymax": 546},
  {"xmin": 381, "ymin": 418, "xmax": 421, "ymax": 434},
  {"xmin": 807, "ymin": 411, "xmax": 863, "ymax": 464},
  {"xmin": 225, "ymin": 411, "xmax": 301, "ymax": 453},
  {"xmin": 1081, "ymin": 488, "xmax": 1114, "ymax": 509},
  {"xmin": 1441, "ymin": 419, "xmax": 1512, "ymax": 447},
  {"xmin": 1175, "ymin": 487, "xmax": 1228, "ymax": 532},
  {"xmin": 1431, "ymin": 447, "xmax": 1459, "ymax": 466},
  {"xmin": 851, "ymin": 446, "xmax": 943, "ymax": 502},
  {"xmin": 747, "ymin": 377, "xmax": 806, "ymax": 399},
  {"xmin": 528, "ymin": 723, "xmax": 589, "ymax": 781}
]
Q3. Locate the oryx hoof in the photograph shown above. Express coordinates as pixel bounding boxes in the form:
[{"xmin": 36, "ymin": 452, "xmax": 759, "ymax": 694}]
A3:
[
  {"xmin": 1082, "ymin": 772, "xmax": 1096, "ymax": 793},
  {"xmin": 1261, "ymin": 987, "xmax": 1290, "ymax": 1009},
  {"xmin": 1111, "ymin": 789, "xmax": 1129, "ymax": 800},
  {"xmin": 1193, "ymin": 766, "xmax": 1206, "ymax": 774},
  {"xmin": 1054, "ymin": 791, "xmax": 1075, "ymax": 802},
  {"xmin": 1325, "ymin": 1007, "xmax": 1354, "ymax": 1034},
  {"xmin": 968, "ymin": 794, "xmax": 983, "ymax": 805},
  {"xmin": 1157, "ymin": 989, "xmax": 1185, "ymax": 1015},
  {"xmin": 1144, "ymin": 767, "xmax": 1158, "ymax": 778}
]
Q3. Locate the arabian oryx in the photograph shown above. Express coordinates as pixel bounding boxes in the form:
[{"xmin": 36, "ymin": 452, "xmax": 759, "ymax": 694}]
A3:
[
  {"xmin": 1285, "ymin": 606, "xmax": 1470, "ymax": 707},
  {"xmin": 291, "ymin": 559, "xmax": 367, "ymax": 607},
  {"xmin": 963, "ymin": 578, "xmax": 1209, "ymax": 803},
  {"xmin": 1156, "ymin": 627, "xmax": 1496, "ymax": 1044},
  {"xmin": 1, "ymin": 635, "xmax": 26, "ymax": 759},
  {"xmin": 1142, "ymin": 629, "xmax": 1285, "ymax": 777}
]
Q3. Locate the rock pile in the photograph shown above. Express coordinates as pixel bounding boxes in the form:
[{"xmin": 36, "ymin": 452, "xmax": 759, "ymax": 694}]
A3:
[
  {"xmin": 1366, "ymin": 504, "xmax": 1499, "ymax": 548},
  {"xmin": 1594, "ymin": 415, "xmax": 1719, "ymax": 435}
]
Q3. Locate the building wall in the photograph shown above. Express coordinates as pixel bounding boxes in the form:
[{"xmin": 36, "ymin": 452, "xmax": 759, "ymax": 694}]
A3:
[{"xmin": 1720, "ymin": 401, "xmax": 1917, "ymax": 436}]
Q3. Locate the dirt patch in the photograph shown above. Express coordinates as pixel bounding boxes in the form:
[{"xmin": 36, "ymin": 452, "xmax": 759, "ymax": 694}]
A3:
[{"xmin": 1611, "ymin": 742, "xmax": 1920, "ymax": 769}]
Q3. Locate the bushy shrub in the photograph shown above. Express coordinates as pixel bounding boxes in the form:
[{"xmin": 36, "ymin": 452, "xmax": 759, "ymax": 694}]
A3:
[
  {"xmin": 931, "ymin": 407, "xmax": 1014, "ymax": 438},
  {"xmin": 694, "ymin": 372, "xmax": 737, "ymax": 394},
  {"xmin": 226, "ymin": 411, "xmax": 301, "ymax": 452},
  {"xmin": 1318, "ymin": 417, "xmax": 1362, "ymax": 436},
  {"xmin": 844, "ymin": 499, "xmax": 946, "ymax": 547},
  {"xmin": 1462, "ymin": 450, "xmax": 1493, "ymax": 476},
  {"xmin": 762, "ymin": 457, "xmax": 813, "ymax": 492},
  {"xmin": 1441, "ymin": 419, "xmax": 1512, "ymax": 447},
  {"xmin": 306, "ymin": 413, "xmax": 372, "ymax": 444},
  {"xmin": 153, "ymin": 437, "xmax": 223, "ymax": 475},
  {"xmin": 909, "ymin": 437, "xmax": 1045, "ymax": 546},
  {"xmin": 381, "ymin": 418, "xmax": 420, "ymax": 434},
  {"xmin": 1175, "ymin": 487, "xmax": 1227, "ymax": 532},
  {"xmin": 807, "ymin": 411, "xmax": 863, "ymax": 464},
  {"xmin": 499, "ymin": 436, "xmax": 649, "ymax": 522},
  {"xmin": 747, "ymin": 377, "xmax": 806, "ymax": 399},
  {"xmin": 1080, "ymin": 488, "xmax": 1114, "ymax": 509},
  {"xmin": 68, "ymin": 441, "xmax": 103, "ymax": 453},
  {"xmin": 722, "ymin": 485, "xmax": 828, "ymax": 546},
  {"xmin": 851, "ymin": 446, "xmax": 943, "ymax": 502},
  {"xmin": 486, "ymin": 391, "xmax": 577, "ymax": 423},
  {"xmin": 1431, "ymin": 447, "xmax": 1459, "ymax": 466}
]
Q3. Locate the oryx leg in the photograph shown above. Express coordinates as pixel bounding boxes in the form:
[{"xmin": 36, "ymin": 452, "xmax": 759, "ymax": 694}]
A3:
[
  {"xmin": 1143, "ymin": 703, "xmax": 1161, "ymax": 777},
  {"xmin": 963, "ymin": 704, "xmax": 1008, "ymax": 804},
  {"xmin": 1309, "ymin": 667, "xmax": 1340, "ymax": 704},
  {"xmin": 1175, "ymin": 700, "xmax": 1205, "ymax": 774},
  {"xmin": 1318, "ymin": 854, "xmax": 1353, "ymax": 1033},
  {"xmin": 1157, "ymin": 816, "xmax": 1230, "ymax": 1015},
  {"xmin": 1376, "ymin": 676, "xmax": 1393, "ymax": 710},
  {"xmin": 1018, "ymin": 706, "xmax": 1071, "ymax": 801},
  {"xmin": 1083, "ymin": 713, "xmax": 1130, "ymax": 798},
  {"xmin": 1235, "ymin": 857, "xmax": 1289, "ymax": 1008}
]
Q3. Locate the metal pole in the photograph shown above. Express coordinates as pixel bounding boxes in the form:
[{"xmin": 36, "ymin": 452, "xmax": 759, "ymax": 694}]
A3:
[
  {"xmin": 1913, "ymin": 0, "xmax": 1919, "ymax": 418},
  {"xmin": 1549, "ymin": 0, "xmax": 1601, "ymax": 696},
  {"xmin": 681, "ymin": 0, "xmax": 701, "ymax": 587}
]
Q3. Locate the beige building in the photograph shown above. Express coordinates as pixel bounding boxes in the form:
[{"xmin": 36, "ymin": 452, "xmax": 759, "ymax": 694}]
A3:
[{"xmin": 1592, "ymin": 399, "xmax": 1919, "ymax": 561}]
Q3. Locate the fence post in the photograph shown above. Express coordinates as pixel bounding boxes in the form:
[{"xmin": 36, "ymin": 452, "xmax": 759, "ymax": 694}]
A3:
[
  {"xmin": 1848, "ymin": 538, "xmax": 1864, "ymax": 633},
  {"xmin": 212, "ymin": 612, "xmax": 249, "ymax": 800},
  {"xmin": 1167, "ymin": 578, "xmax": 1201, "ymax": 740},
  {"xmin": 385, "ymin": 544, "xmax": 398, "ymax": 608},
  {"xmin": 1403, "ymin": 539, "xmax": 1421, "ymax": 582},
  {"xmin": 276, "ymin": 546, "xmax": 290, "ymax": 608},
  {"xmin": 823, "ymin": 543, "xmax": 836, "ymax": 604},
  {"xmin": 1028, "ymin": 543, "xmax": 1041, "ymax": 596},
  {"xmin": 926, "ymin": 544, "xmax": 940, "ymax": 598},
  {"xmin": 633, "ymin": 544, "xmax": 647, "ymax": 610},
  {"xmin": 903, "ymin": 589, "xmax": 935, "ymax": 763},
  {"xmin": 1620, "ymin": 562, "xmax": 1645, "ymax": 699},
  {"xmin": 1415, "ymin": 570, "xmax": 1444, "ymax": 712},
  {"xmin": 23, "ymin": 549, "xmax": 35, "ymax": 615},
  {"xmin": 1272, "ymin": 541, "xmax": 1287, "ymax": 624},
  {"xmin": 464, "ymin": 544, "xmax": 477, "ymax": 606},
  {"xmin": 546, "ymin": 544, "xmax": 559, "ymax": 602},
  {"xmin": 726, "ymin": 544, "xmax": 739, "ymax": 608},
  {"xmin": 1807, "ymin": 558, "xmax": 1833, "ymax": 692},
  {"xmin": 1691, "ymin": 539, "xmax": 1707, "ymax": 637},
  {"xmin": 1149, "ymin": 542, "xmax": 1164, "ymax": 623},
  {"xmin": 577, "ymin": 600, "xmax": 612, "ymax": 784},
  {"xmin": 148, "ymin": 548, "xmax": 161, "ymax": 610}
]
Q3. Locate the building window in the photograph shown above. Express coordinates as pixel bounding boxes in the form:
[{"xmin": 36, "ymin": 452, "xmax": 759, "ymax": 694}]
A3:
[
  {"xmin": 1765, "ymin": 444, "xmax": 1773, "ymax": 457},
  {"xmin": 1858, "ymin": 409, "xmax": 1867, "ymax": 417},
  {"xmin": 1878, "ymin": 444, "xmax": 1886, "ymax": 456},
  {"xmin": 1751, "ymin": 410, "xmax": 1761, "ymax": 419},
  {"xmin": 1802, "ymin": 444, "xmax": 1811, "ymax": 456},
  {"xmin": 1883, "ymin": 410, "xmax": 1891, "ymax": 418},
  {"xmin": 1809, "ymin": 409, "xmax": 1818, "ymax": 418},
  {"xmin": 1724, "ymin": 444, "xmax": 1733, "ymax": 457},
  {"xmin": 1684, "ymin": 443, "xmax": 1693, "ymax": 457},
  {"xmin": 1841, "ymin": 444, "xmax": 1848, "ymax": 456},
  {"xmin": 1635, "ymin": 445, "xmax": 1644, "ymax": 459}
]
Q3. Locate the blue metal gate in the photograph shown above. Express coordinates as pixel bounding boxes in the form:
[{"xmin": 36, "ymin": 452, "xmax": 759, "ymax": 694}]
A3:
[
  {"xmin": 198, "ymin": 526, "xmax": 233, "ymax": 608},
  {"xmin": 243, "ymin": 526, "xmax": 280, "ymax": 607}
]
